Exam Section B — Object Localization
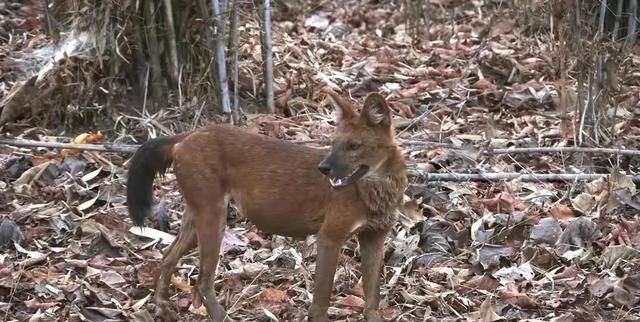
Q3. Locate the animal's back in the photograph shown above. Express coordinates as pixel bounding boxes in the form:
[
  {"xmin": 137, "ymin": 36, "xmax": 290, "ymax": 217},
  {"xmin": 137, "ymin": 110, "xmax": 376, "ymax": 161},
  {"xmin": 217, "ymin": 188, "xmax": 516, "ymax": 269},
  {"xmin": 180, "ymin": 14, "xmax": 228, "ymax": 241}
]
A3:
[{"xmin": 173, "ymin": 124, "xmax": 346, "ymax": 237}]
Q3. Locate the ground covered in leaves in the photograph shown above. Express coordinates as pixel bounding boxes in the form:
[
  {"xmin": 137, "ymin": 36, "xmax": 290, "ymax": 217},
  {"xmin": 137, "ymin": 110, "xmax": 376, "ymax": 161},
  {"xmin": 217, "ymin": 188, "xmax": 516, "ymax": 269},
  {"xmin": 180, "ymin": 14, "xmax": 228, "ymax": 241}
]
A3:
[{"xmin": 2, "ymin": 0, "xmax": 640, "ymax": 321}]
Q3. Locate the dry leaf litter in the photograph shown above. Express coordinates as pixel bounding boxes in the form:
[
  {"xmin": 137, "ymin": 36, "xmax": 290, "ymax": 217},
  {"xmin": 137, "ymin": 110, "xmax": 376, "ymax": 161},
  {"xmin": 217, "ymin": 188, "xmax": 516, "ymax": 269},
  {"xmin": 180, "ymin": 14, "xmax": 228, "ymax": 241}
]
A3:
[{"xmin": 1, "ymin": 0, "xmax": 640, "ymax": 322}]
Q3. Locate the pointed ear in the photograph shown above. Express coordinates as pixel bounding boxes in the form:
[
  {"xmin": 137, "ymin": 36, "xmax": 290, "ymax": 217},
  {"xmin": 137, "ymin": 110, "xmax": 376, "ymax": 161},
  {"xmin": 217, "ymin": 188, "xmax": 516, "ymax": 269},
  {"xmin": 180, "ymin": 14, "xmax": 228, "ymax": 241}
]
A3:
[
  {"xmin": 322, "ymin": 87, "xmax": 356, "ymax": 122},
  {"xmin": 361, "ymin": 93, "xmax": 390, "ymax": 127}
]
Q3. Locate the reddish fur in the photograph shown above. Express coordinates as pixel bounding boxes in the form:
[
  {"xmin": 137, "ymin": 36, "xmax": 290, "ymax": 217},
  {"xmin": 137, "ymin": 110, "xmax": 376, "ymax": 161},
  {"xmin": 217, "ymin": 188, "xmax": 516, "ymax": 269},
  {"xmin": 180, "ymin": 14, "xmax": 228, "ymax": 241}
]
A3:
[{"xmin": 126, "ymin": 89, "xmax": 407, "ymax": 322}]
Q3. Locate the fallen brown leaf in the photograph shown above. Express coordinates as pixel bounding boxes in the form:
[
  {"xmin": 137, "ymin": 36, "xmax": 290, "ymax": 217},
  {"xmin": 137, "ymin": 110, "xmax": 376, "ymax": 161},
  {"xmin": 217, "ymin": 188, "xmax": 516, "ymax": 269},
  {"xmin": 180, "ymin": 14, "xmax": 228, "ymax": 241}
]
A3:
[{"xmin": 501, "ymin": 283, "xmax": 538, "ymax": 308}]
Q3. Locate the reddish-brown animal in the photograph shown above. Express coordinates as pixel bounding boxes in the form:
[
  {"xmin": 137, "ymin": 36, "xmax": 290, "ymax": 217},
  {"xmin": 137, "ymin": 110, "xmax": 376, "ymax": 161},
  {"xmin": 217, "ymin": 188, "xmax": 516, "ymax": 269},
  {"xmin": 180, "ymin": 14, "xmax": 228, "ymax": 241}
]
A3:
[{"xmin": 126, "ymin": 89, "xmax": 408, "ymax": 322}]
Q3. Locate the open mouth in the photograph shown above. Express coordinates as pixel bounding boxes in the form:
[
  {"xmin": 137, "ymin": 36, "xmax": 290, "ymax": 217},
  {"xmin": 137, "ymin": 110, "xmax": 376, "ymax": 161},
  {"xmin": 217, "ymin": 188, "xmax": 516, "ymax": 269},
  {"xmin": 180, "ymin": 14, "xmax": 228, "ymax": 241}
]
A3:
[{"xmin": 328, "ymin": 165, "xmax": 369, "ymax": 188}]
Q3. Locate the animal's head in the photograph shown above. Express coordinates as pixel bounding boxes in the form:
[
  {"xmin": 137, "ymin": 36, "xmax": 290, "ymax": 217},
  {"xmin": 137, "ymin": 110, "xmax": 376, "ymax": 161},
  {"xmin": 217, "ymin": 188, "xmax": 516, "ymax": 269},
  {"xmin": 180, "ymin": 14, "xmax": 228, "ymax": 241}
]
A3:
[{"xmin": 318, "ymin": 88, "xmax": 398, "ymax": 189}]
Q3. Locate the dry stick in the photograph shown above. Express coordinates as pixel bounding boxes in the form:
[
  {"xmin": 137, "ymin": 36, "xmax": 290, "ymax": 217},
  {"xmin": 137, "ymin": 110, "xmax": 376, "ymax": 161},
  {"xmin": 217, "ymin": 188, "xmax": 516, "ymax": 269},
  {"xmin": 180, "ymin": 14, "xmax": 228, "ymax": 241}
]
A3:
[
  {"xmin": 211, "ymin": 0, "xmax": 231, "ymax": 114},
  {"xmin": 260, "ymin": 0, "xmax": 275, "ymax": 113},
  {"xmin": 230, "ymin": 0, "xmax": 240, "ymax": 124},
  {"xmin": 163, "ymin": 0, "xmax": 179, "ymax": 85}
]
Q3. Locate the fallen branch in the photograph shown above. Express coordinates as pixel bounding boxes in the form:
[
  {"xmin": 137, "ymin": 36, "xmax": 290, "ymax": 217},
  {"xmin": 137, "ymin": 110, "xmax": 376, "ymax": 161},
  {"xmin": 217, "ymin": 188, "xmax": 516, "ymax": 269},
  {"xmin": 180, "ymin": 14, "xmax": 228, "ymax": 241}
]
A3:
[
  {"xmin": 4, "ymin": 138, "xmax": 640, "ymax": 158},
  {"xmin": 2, "ymin": 138, "xmax": 638, "ymax": 183},
  {"xmin": 489, "ymin": 146, "xmax": 640, "ymax": 156},
  {"xmin": 414, "ymin": 172, "xmax": 640, "ymax": 183},
  {"xmin": 0, "ymin": 138, "xmax": 138, "ymax": 154}
]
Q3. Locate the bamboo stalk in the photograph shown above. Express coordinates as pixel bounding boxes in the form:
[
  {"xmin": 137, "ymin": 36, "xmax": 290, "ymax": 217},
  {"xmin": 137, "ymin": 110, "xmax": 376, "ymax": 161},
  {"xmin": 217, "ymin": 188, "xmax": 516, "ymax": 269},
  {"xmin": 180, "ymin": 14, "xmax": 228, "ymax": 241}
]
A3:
[
  {"xmin": 211, "ymin": 0, "xmax": 231, "ymax": 114},
  {"xmin": 230, "ymin": 0, "xmax": 241, "ymax": 123},
  {"xmin": 626, "ymin": 0, "xmax": 638, "ymax": 48},
  {"xmin": 163, "ymin": 0, "xmax": 179, "ymax": 85},
  {"xmin": 132, "ymin": 7, "xmax": 149, "ymax": 104},
  {"xmin": 176, "ymin": 1, "xmax": 191, "ymax": 55},
  {"xmin": 612, "ymin": 0, "xmax": 624, "ymax": 41},
  {"xmin": 143, "ymin": 0, "xmax": 164, "ymax": 105},
  {"xmin": 260, "ymin": 0, "xmax": 275, "ymax": 113},
  {"xmin": 42, "ymin": 0, "xmax": 59, "ymax": 40},
  {"xmin": 197, "ymin": 0, "xmax": 220, "ymax": 104}
]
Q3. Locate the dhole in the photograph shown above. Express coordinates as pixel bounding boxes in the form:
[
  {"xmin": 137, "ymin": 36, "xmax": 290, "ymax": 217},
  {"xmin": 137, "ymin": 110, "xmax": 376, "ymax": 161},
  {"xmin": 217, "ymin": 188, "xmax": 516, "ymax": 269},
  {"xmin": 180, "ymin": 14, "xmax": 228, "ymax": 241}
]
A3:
[{"xmin": 126, "ymin": 88, "xmax": 407, "ymax": 322}]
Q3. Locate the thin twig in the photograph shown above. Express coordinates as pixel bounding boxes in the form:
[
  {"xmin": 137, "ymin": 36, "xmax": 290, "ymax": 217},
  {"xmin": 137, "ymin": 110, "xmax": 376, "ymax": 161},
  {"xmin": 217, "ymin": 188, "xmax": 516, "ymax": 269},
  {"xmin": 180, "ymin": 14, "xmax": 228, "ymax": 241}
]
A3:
[
  {"xmin": 395, "ymin": 105, "xmax": 433, "ymax": 137},
  {"xmin": 413, "ymin": 173, "xmax": 640, "ymax": 183}
]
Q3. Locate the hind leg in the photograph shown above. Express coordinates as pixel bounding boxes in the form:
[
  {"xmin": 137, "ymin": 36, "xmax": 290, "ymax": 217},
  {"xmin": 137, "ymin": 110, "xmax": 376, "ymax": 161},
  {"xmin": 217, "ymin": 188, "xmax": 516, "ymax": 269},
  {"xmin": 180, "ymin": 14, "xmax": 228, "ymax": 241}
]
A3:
[
  {"xmin": 189, "ymin": 196, "xmax": 230, "ymax": 321},
  {"xmin": 152, "ymin": 208, "xmax": 198, "ymax": 321}
]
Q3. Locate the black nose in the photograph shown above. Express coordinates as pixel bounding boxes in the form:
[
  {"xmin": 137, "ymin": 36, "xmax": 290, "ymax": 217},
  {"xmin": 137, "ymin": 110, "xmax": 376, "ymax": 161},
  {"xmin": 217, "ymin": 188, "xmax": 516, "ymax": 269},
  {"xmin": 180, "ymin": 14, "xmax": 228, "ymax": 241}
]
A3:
[{"xmin": 318, "ymin": 163, "xmax": 331, "ymax": 176}]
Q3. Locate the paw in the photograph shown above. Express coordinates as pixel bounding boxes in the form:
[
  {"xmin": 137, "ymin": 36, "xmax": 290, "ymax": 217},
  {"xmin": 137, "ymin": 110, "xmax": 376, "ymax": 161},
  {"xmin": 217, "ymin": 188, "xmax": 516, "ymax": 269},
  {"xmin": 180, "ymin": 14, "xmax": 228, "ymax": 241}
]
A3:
[{"xmin": 148, "ymin": 300, "xmax": 179, "ymax": 322}]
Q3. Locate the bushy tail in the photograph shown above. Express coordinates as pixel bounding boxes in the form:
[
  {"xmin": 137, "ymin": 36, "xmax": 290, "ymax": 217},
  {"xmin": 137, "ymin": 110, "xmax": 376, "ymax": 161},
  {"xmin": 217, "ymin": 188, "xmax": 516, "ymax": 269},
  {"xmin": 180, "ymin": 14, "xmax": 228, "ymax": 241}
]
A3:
[{"xmin": 126, "ymin": 134, "xmax": 185, "ymax": 227}]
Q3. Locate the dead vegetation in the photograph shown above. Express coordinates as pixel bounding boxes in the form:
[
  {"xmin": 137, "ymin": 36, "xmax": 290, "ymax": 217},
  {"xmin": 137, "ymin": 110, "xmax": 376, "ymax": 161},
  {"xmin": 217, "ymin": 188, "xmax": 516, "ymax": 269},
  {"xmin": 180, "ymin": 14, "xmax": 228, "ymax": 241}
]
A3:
[{"xmin": 1, "ymin": 0, "xmax": 640, "ymax": 321}]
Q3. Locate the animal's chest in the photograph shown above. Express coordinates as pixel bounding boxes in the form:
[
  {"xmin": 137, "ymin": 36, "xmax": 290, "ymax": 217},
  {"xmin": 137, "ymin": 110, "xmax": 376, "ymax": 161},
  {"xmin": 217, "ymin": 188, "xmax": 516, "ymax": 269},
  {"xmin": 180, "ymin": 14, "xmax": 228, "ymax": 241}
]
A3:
[
  {"xmin": 357, "ymin": 183, "xmax": 403, "ymax": 232},
  {"xmin": 363, "ymin": 210, "xmax": 399, "ymax": 232}
]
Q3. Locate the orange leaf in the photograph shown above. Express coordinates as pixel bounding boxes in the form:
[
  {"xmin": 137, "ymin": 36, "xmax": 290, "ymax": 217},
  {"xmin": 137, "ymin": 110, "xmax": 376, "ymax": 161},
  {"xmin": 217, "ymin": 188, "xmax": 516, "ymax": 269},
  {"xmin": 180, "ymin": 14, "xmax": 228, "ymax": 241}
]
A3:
[
  {"xmin": 259, "ymin": 288, "xmax": 289, "ymax": 315},
  {"xmin": 61, "ymin": 131, "xmax": 104, "ymax": 157},
  {"xmin": 335, "ymin": 294, "xmax": 365, "ymax": 309},
  {"xmin": 260, "ymin": 288, "xmax": 289, "ymax": 303},
  {"xmin": 549, "ymin": 205, "xmax": 574, "ymax": 224},
  {"xmin": 501, "ymin": 283, "xmax": 538, "ymax": 308},
  {"xmin": 171, "ymin": 274, "xmax": 193, "ymax": 293}
]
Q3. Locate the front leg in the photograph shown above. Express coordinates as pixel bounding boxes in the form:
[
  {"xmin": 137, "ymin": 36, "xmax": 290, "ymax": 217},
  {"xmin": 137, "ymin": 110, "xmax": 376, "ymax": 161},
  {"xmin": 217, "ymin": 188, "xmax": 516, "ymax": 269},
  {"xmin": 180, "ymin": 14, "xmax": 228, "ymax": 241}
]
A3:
[
  {"xmin": 358, "ymin": 228, "xmax": 390, "ymax": 322},
  {"xmin": 308, "ymin": 236, "xmax": 342, "ymax": 322}
]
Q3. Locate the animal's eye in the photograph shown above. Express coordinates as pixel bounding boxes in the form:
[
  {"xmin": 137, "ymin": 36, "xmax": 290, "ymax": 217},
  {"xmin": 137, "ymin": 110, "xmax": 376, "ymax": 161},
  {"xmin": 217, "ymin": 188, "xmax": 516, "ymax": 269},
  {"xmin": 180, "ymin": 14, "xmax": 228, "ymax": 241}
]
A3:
[{"xmin": 347, "ymin": 142, "xmax": 361, "ymax": 150}]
